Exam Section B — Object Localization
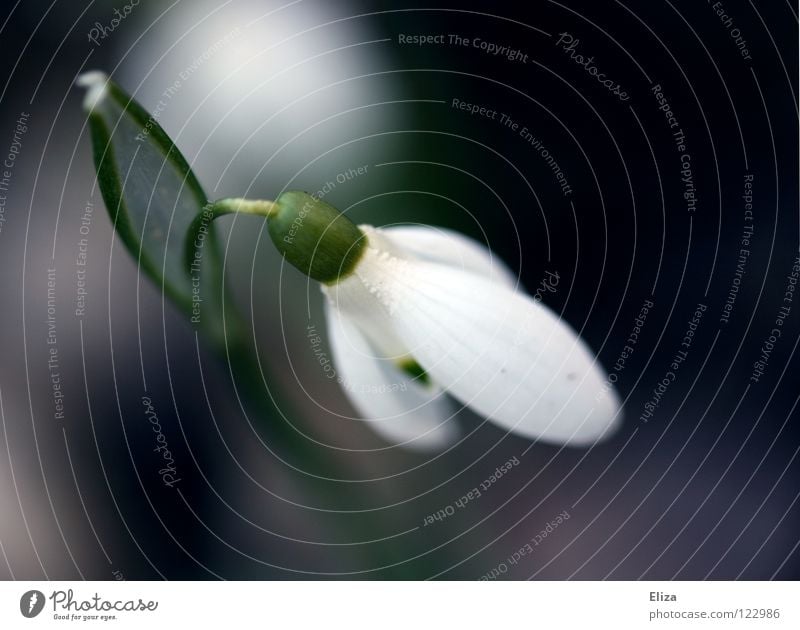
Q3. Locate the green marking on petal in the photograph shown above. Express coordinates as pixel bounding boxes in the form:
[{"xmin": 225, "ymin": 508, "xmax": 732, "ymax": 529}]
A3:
[{"xmin": 397, "ymin": 357, "xmax": 431, "ymax": 386}]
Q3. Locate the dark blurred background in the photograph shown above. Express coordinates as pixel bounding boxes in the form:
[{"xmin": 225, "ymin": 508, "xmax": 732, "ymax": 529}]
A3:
[{"xmin": 0, "ymin": 0, "xmax": 797, "ymax": 579}]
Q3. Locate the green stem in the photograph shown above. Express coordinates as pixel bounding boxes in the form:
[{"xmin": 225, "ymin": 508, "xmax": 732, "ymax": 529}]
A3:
[
  {"xmin": 184, "ymin": 198, "xmax": 279, "ymax": 274},
  {"xmin": 191, "ymin": 198, "xmax": 420, "ymax": 577}
]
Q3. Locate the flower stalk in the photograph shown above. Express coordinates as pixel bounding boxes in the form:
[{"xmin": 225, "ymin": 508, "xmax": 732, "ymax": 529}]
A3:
[
  {"xmin": 185, "ymin": 191, "xmax": 367, "ymax": 284},
  {"xmin": 77, "ymin": 71, "xmax": 438, "ymax": 577}
]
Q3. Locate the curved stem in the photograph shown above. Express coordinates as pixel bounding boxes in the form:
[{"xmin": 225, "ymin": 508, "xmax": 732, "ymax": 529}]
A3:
[
  {"xmin": 184, "ymin": 196, "xmax": 426, "ymax": 577},
  {"xmin": 184, "ymin": 197, "xmax": 278, "ymax": 274}
]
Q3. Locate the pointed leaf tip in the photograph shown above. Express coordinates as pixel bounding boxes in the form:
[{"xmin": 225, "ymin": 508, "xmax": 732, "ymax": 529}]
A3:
[
  {"xmin": 76, "ymin": 71, "xmax": 109, "ymax": 112},
  {"xmin": 78, "ymin": 73, "xmax": 229, "ymax": 341}
]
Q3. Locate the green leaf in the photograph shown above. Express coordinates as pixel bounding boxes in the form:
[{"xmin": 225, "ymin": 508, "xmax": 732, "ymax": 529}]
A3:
[{"xmin": 78, "ymin": 71, "xmax": 226, "ymax": 337}]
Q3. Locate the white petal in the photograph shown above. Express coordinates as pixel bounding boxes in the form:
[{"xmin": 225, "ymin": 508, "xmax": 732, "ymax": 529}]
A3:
[
  {"xmin": 329, "ymin": 244, "xmax": 621, "ymax": 446},
  {"xmin": 324, "ymin": 302, "xmax": 459, "ymax": 451},
  {"xmin": 380, "ymin": 225, "xmax": 518, "ymax": 288}
]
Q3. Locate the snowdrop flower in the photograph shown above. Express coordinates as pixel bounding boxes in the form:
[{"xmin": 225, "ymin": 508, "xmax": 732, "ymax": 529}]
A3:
[
  {"xmin": 74, "ymin": 72, "xmax": 618, "ymax": 451},
  {"xmin": 261, "ymin": 192, "xmax": 622, "ymax": 451}
]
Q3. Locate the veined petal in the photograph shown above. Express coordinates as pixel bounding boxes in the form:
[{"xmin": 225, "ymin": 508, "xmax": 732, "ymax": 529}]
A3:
[
  {"xmin": 328, "ymin": 244, "xmax": 620, "ymax": 446},
  {"xmin": 324, "ymin": 302, "xmax": 459, "ymax": 451},
  {"xmin": 381, "ymin": 225, "xmax": 518, "ymax": 288}
]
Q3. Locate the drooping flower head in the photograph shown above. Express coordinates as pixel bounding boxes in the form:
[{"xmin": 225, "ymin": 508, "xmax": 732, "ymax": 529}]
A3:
[
  {"xmin": 268, "ymin": 191, "xmax": 621, "ymax": 451},
  {"xmin": 75, "ymin": 69, "xmax": 620, "ymax": 451}
]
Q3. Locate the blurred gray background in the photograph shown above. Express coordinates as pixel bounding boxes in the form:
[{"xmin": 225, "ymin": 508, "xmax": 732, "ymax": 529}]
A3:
[{"xmin": 0, "ymin": 0, "xmax": 797, "ymax": 579}]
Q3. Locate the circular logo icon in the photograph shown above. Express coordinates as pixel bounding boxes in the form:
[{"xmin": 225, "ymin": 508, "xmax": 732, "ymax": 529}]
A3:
[{"xmin": 20, "ymin": 590, "xmax": 45, "ymax": 618}]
